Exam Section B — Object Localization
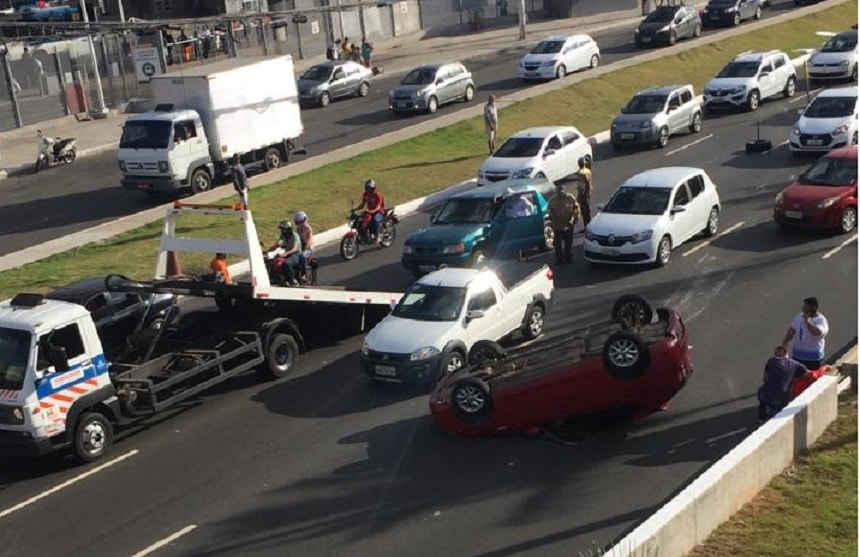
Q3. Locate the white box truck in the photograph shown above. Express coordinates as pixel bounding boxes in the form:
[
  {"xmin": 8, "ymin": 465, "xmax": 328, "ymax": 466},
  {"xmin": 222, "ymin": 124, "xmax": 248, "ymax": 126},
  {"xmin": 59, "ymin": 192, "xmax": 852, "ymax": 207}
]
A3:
[{"xmin": 118, "ymin": 56, "xmax": 304, "ymax": 197}]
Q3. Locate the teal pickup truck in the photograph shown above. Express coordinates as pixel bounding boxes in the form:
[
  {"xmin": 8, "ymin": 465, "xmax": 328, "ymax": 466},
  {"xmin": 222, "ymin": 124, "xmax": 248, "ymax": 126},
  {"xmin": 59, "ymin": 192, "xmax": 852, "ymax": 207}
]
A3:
[{"xmin": 402, "ymin": 180, "xmax": 554, "ymax": 277}]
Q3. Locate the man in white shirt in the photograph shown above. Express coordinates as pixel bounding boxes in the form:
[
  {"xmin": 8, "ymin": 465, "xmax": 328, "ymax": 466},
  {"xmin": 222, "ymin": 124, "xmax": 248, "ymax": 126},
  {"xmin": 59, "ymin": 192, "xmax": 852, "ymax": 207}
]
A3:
[
  {"xmin": 781, "ymin": 297, "xmax": 829, "ymax": 370},
  {"xmin": 483, "ymin": 94, "xmax": 498, "ymax": 155}
]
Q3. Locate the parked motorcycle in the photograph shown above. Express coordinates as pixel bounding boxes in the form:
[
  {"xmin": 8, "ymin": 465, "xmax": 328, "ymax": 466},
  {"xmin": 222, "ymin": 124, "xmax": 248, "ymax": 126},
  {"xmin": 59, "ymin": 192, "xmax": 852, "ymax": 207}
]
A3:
[
  {"xmin": 265, "ymin": 248, "xmax": 319, "ymax": 286},
  {"xmin": 339, "ymin": 206, "xmax": 398, "ymax": 260},
  {"xmin": 34, "ymin": 130, "xmax": 77, "ymax": 173}
]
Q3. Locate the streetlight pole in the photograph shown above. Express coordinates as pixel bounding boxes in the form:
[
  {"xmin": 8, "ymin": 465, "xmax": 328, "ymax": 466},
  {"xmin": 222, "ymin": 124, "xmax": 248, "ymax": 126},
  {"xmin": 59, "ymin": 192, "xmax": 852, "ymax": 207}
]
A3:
[
  {"xmin": 78, "ymin": 0, "xmax": 109, "ymax": 118},
  {"xmin": 517, "ymin": 0, "xmax": 526, "ymax": 40}
]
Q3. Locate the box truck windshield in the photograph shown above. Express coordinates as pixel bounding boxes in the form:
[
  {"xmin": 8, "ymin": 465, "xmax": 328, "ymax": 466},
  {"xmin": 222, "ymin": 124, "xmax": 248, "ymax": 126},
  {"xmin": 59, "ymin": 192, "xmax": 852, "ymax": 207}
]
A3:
[
  {"xmin": 0, "ymin": 327, "xmax": 30, "ymax": 390},
  {"xmin": 120, "ymin": 121, "xmax": 172, "ymax": 149}
]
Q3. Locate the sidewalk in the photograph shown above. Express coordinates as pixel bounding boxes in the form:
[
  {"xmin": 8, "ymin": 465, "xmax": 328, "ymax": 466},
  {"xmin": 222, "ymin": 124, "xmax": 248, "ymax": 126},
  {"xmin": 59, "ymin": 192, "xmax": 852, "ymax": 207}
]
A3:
[{"xmin": 0, "ymin": 5, "xmax": 650, "ymax": 180}]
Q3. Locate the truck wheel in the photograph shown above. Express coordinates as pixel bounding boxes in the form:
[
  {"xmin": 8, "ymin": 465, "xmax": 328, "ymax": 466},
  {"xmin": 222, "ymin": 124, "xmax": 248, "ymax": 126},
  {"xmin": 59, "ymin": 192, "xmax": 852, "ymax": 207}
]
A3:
[
  {"xmin": 73, "ymin": 412, "xmax": 113, "ymax": 463},
  {"xmin": 264, "ymin": 147, "xmax": 282, "ymax": 171},
  {"xmin": 468, "ymin": 339, "xmax": 507, "ymax": 366},
  {"xmin": 265, "ymin": 333, "xmax": 299, "ymax": 379},
  {"xmin": 602, "ymin": 331, "xmax": 651, "ymax": 380},
  {"xmin": 611, "ymin": 294, "xmax": 653, "ymax": 329},
  {"xmin": 450, "ymin": 378, "xmax": 493, "ymax": 424},
  {"xmin": 521, "ymin": 304, "xmax": 545, "ymax": 340},
  {"xmin": 190, "ymin": 168, "xmax": 212, "ymax": 194}
]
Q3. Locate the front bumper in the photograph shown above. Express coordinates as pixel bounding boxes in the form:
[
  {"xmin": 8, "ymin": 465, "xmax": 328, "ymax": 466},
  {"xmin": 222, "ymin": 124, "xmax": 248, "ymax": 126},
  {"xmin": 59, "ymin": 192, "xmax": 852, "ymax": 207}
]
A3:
[
  {"xmin": 389, "ymin": 98, "xmax": 430, "ymax": 112},
  {"xmin": 360, "ymin": 352, "xmax": 443, "ymax": 385},
  {"xmin": 634, "ymin": 32, "xmax": 670, "ymax": 47},
  {"xmin": 611, "ymin": 127, "xmax": 660, "ymax": 146},
  {"xmin": 0, "ymin": 429, "xmax": 63, "ymax": 458},
  {"xmin": 703, "ymin": 91, "xmax": 747, "ymax": 109},
  {"xmin": 789, "ymin": 131, "xmax": 850, "ymax": 153},
  {"xmin": 774, "ymin": 204, "xmax": 842, "ymax": 229},
  {"xmin": 402, "ymin": 251, "xmax": 473, "ymax": 273},
  {"xmin": 583, "ymin": 237, "xmax": 657, "ymax": 265},
  {"xmin": 808, "ymin": 65, "xmax": 853, "ymax": 80},
  {"xmin": 518, "ymin": 66, "xmax": 556, "ymax": 79},
  {"xmin": 122, "ymin": 174, "xmax": 183, "ymax": 193}
]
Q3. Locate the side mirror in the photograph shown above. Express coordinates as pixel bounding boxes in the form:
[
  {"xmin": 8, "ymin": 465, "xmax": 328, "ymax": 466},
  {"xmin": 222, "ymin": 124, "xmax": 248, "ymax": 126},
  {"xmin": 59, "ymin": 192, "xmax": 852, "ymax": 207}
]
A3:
[
  {"xmin": 466, "ymin": 309, "xmax": 485, "ymax": 321},
  {"xmin": 430, "ymin": 214, "xmax": 438, "ymax": 224},
  {"xmin": 667, "ymin": 106, "xmax": 677, "ymax": 113},
  {"xmin": 671, "ymin": 205, "xmax": 687, "ymax": 214},
  {"xmin": 596, "ymin": 202, "xmax": 606, "ymax": 211},
  {"xmin": 481, "ymin": 225, "xmax": 491, "ymax": 236},
  {"xmin": 759, "ymin": 71, "xmax": 770, "ymax": 78},
  {"xmin": 797, "ymin": 108, "xmax": 805, "ymax": 116},
  {"xmin": 436, "ymin": 78, "xmax": 444, "ymax": 85},
  {"xmin": 620, "ymin": 106, "xmax": 626, "ymax": 114},
  {"xmin": 49, "ymin": 346, "xmax": 69, "ymax": 373},
  {"xmin": 544, "ymin": 149, "xmax": 556, "ymax": 158}
]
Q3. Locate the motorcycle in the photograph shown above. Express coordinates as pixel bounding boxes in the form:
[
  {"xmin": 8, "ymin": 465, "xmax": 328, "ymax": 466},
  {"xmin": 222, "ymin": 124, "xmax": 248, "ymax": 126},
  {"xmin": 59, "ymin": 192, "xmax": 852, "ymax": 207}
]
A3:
[
  {"xmin": 339, "ymin": 206, "xmax": 398, "ymax": 260},
  {"xmin": 264, "ymin": 248, "xmax": 318, "ymax": 286},
  {"xmin": 34, "ymin": 130, "xmax": 77, "ymax": 173}
]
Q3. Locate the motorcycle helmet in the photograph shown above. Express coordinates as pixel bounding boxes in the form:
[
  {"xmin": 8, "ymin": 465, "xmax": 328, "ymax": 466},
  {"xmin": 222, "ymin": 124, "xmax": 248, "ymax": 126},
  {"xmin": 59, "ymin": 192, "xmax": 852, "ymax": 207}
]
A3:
[
  {"xmin": 278, "ymin": 219, "xmax": 293, "ymax": 231},
  {"xmin": 293, "ymin": 211, "xmax": 308, "ymax": 225},
  {"xmin": 364, "ymin": 179, "xmax": 376, "ymax": 193}
]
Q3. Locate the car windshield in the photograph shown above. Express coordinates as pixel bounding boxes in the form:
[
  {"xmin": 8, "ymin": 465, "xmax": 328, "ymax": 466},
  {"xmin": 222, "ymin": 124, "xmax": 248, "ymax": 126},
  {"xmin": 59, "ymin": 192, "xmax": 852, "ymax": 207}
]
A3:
[
  {"xmin": 434, "ymin": 198, "xmax": 495, "ymax": 224},
  {"xmin": 603, "ymin": 186, "xmax": 672, "ymax": 215},
  {"xmin": 301, "ymin": 65, "xmax": 333, "ymax": 81},
  {"xmin": 531, "ymin": 40, "xmax": 565, "ymax": 54},
  {"xmin": 821, "ymin": 34, "xmax": 857, "ymax": 53},
  {"xmin": 717, "ymin": 61, "xmax": 760, "ymax": 78},
  {"xmin": 493, "ymin": 137, "xmax": 544, "ymax": 157},
  {"xmin": 803, "ymin": 96, "xmax": 856, "ymax": 118},
  {"xmin": 0, "ymin": 328, "xmax": 31, "ymax": 390},
  {"xmin": 624, "ymin": 94, "xmax": 667, "ymax": 114},
  {"xmin": 797, "ymin": 157, "xmax": 857, "ymax": 187},
  {"xmin": 643, "ymin": 8, "xmax": 676, "ymax": 23},
  {"xmin": 392, "ymin": 285, "xmax": 466, "ymax": 322},
  {"xmin": 401, "ymin": 68, "xmax": 436, "ymax": 85},
  {"xmin": 119, "ymin": 120, "xmax": 172, "ymax": 149}
]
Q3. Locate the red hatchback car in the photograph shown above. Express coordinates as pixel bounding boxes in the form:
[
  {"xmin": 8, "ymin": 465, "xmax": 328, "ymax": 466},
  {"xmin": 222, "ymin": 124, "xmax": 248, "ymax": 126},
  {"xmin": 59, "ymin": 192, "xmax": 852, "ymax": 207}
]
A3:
[
  {"xmin": 774, "ymin": 146, "xmax": 858, "ymax": 233},
  {"xmin": 429, "ymin": 295, "xmax": 693, "ymax": 436}
]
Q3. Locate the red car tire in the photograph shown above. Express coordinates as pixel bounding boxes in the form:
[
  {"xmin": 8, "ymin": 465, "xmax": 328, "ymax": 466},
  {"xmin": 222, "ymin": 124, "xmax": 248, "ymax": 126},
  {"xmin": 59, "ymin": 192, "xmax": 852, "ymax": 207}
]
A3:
[
  {"xmin": 611, "ymin": 294, "xmax": 653, "ymax": 329},
  {"xmin": 602, "ymin": 331, "xmax": 651, "ymax": 380},
  {"xmin": 450, "ymin": 378, "xmax": 494, "ymax": 424},
  {"xmin": 468, "ymin": 340, "xmax": 507, "ymax": 367}
]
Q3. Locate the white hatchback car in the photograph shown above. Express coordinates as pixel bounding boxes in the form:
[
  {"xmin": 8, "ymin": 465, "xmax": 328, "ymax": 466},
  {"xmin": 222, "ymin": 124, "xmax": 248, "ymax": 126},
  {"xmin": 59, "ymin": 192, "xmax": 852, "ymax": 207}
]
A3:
[
  {"xmin": 477, "ymin": 126, "xmax": 593, "ymax": 187},
  {"xmin": 518, "ymin": 34, "xmax": 600, "ymax": 81},
  {"xmin": 808, "ymin": 29, "xmax": 858, "ymax": 83},
  {"xmin": 703, "ymin": 50, "xmax": 796, "ymax": 112},
  {"xmin": 789, "ymin": 86, "xmax": 858, "ymax": 155},
  {"xmin": 584, "ymin": 167, "xmax": 721, "ymax": 267}
]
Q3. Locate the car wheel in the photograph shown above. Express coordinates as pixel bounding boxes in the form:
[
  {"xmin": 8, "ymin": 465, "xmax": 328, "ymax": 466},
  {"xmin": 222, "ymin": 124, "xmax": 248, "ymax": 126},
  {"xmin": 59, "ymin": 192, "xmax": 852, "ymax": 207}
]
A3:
[
  {"xmin": 441, "ymin": 349, "xmax": 466, "ymax": 377},
  {"xmin": 427, "ymin": 96, "xmax": 438, "ymax": 113},
  {"xmin": 535, "ymin": 171, "xmax": 547, "ymax": 179},
  {"xmin": 521, "ymin": 304, "xmax": 545, "ymax": 340},
  {"xmin": 264, "ymin": 147, "xmax": 282, "ymax": 171},
  {"xmin": 754, "ymin": 6, "xmax": 762, "ymax": 19},
  {"xmin": 340, "ymin": 236, "xmax": 359, "ymax": 260},
  {"xmin": 746, "ymin": 89, "xmax": 760, "ymax": 111},
  {"xmin": 190, "ymin": 168, "xmax": 212, "ymax": 194},
  {"xmin": 264, "ymin": 334, "xmax": 300, "ymax": 379},
  {"xmin": 655, "ymin": 235, "xmax": 672, "ymax": 267},
  {"xmin": 463, "ymin": 84, "xmax": 475, "ymax": 102},
  {"xmin": 611, "ymin": 294, "xmax": 654, "ymax": 329},
  {"xmin": 656, "ymin": 126, "xmax": 669, "ymax": 148},
  {"xmin": 668, "ymin": 30, "xmax": 677, "ymax": 46},
  {"xmin": 840, "ymin": 206, "xmax": 857, "ymax": 234},
  {"xmin": 851, "ymin": 64, "xmax": 858, "ymax": 83},
  {"xmin": 589, "ymin": 54, "xmax": 599, "ymax": 69},
  {"xmin": 357, "ymin": 81, "xmax": 370, "ymax": 97},
  {"xmin": 689, "ymin": 111, "xmax": 703, "ymax": 133},
  {"xmin": 783, "ymin": 76, "xmax": 796, "ymax": 98},
  {"xmin": 732, "ymin": 12, "xmax": 740, "ymax": 26},
  {"xmin": 602, "ymin": 331, "xmax": 651, "ymax": 380},
  {"xmin": 470, "ymin": 249, "xmax": 486, "ymax": 268},
  {"xmin": 556, "ymin": 64, "xmax": 566, "ymax": 79},
  {"xmin": 319, "ymin": 91, "xmax": 331, "ymax": 107},
  {"xmin": 73, "ymin": 412, "xmax": 113, "ymax": 463},
  {"xmin": 543, "ymin": 220, "xmax": 554, "ymax": 251},
  {"xmin": 468, "ymin": 340, "xmax": 507, "ymax": 367},
  {"xmin": 703, "ymin": 206, "xmax": 720, "ymax": 237},
  {"xmin": 853, "ymin": 131, "xmax": 858, "ymax": 145},
  {"xmin": 693, "ymin": 23, "xmax": 702, "ymax": 37},
  {"xmin": 450, "ymin": 378, "xmax": 493, "ymax": 424}
]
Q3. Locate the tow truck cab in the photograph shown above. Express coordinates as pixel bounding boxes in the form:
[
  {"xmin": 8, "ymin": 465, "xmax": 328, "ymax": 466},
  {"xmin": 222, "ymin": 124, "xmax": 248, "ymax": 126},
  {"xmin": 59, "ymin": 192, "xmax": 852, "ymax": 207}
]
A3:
[{"xmin": 0, "ymin": 293, "xmax": 115, "ymax": 458}]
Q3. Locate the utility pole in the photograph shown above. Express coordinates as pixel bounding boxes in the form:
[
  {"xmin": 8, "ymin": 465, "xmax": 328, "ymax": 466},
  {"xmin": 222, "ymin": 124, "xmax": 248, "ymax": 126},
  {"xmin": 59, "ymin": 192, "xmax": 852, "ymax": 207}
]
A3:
[
  {"xmin": 517, "ymin": 0, "xmax": 526, "ymax": 40},
  {"xmin": 79, "ymin": 0, "xmax": 109, "ymax": 118}
]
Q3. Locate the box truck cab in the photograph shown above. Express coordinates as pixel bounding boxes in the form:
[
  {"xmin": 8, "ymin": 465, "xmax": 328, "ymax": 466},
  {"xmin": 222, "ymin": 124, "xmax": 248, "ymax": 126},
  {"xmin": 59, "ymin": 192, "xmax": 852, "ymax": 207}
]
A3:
[{"xmin": 119, "ymin": 56, "xmax": 304, "ymax": 197}]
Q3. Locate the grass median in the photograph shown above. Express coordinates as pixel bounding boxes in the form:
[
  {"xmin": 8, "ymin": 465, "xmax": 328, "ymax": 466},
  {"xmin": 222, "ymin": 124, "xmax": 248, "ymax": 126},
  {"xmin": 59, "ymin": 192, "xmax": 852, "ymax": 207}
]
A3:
[
  {"xmin": 1, "ymin": 0, "xmax": 857, "ymax": 298},
  {"xmin": 689, "ymin": 394, "xmax": 858, "ymax": 557}
]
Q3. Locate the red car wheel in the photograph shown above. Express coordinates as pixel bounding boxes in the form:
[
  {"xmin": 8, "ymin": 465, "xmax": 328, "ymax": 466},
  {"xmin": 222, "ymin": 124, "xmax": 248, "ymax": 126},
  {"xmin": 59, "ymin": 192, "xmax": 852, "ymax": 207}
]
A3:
[
  {"xmin": 451, "ymin": 378, "xmax": 493, "ymax": 424},
  {"xmin": 602, "ymin": 331, "xmax": 651, "ymax": 380}
]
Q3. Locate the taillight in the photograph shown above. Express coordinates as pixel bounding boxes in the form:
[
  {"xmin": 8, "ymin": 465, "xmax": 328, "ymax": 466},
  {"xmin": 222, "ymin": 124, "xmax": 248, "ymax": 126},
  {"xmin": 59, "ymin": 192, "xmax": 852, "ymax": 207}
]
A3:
[{"xmin": 545, "ymin": 268, "xmax": 554, "ymax": 280}]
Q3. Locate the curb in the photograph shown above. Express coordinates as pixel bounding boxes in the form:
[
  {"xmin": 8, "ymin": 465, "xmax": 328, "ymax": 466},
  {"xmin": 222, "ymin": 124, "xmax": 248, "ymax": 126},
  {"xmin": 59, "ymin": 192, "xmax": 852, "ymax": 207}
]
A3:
[{"xmin": 0, "ymin": 142, "xmax": 120, "ymax": 180}]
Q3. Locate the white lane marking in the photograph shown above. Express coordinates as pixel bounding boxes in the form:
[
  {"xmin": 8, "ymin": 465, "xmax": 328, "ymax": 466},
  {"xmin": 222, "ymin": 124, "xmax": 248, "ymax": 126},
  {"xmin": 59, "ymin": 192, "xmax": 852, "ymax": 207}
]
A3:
[
  {"xmin": 665, "ymin": 134, "xmax": 714, "ymax": 157},
  {"xmin": 682, "ymin": 221, "xmax": 746, "ymax": 257},
  {"xmin": 822, "ymin": 233, "xmax": 858, "ymax": 259},
  {"xmin": 131, "ymin": 525, "xmax": 198, "ymax": 557},
  {"xmin": 0, "ymin": 449, "xmax": 139, "ymax": 520},
  {"xmin": 789, "ymin": 90, "xmax": 821, "ymax": 104}
]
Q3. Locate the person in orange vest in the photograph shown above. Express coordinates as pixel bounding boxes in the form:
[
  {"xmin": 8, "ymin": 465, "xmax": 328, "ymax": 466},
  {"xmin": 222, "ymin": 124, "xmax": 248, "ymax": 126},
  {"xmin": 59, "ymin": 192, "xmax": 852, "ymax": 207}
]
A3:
[{"xmin": 209, "ymin": 253, "xmax": 232, "ymax": 284}]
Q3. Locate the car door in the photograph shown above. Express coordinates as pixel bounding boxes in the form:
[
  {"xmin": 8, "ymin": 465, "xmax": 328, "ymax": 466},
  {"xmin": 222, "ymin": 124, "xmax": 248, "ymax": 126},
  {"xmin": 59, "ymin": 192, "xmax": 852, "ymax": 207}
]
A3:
[
  {"xmin": 560, "ymin": 129, "xmax": 583, "ymax": 176},
  {"xmin": 685, "ymin": 173, "xmax": 709, "ymax": 229},
  {"xmin": 464, "ymin": 285, "xmax": 506, "ymax": 344},
  {"xmin": 568, "ymin": 38, "xmax": 585, "ymax": 70},
  {"xmin": 449, "ymin": 64, "xmax": 468, "ymax": 101},
  {"xmin": 329, "ymin": 66, "xmax": 349, "ymax": 98},
  {"xmin": 679, "ymin": 87, "xmax": 696, "ymax": 126},
  {"xmin": 756, "ymin": 58, "xmax": 776, "ymax": 99},
  {"xmin": 35, "ymin": 321, "xmax": 91, "ymax": 385},
  {"xmin": 666, "ymin": 91, "xmax": 686, "ymax": 134},
  {"xmin": 541, "ymin": 134, "xmax": 565, "ymax": 179},
  {"xmin": 491, "ymin": 192, "xmax": 544, "ymax": 255},
  {"xmin": 669, "ymin": 182, "xmax": 696, "ymax": 243}
]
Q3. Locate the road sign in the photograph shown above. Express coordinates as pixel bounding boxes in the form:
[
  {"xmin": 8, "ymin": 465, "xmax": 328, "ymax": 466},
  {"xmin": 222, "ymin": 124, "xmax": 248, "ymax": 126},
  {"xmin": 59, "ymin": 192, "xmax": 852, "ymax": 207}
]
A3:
[
  {"xmin": 292, "ymin": 14, "xmax": 308, "ymax": 24},
  {"xmin": 133, "ymin": 47, "xmax": 163, "ymax": 83}
]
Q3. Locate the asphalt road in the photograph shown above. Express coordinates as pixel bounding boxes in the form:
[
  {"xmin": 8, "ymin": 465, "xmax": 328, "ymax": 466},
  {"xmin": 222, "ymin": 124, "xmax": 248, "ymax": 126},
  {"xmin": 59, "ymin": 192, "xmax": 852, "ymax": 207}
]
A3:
[
  {"xmin": 0, "ymin": 85, "xmax": 856, "ymax": 556},
  {"xmin": 0, "ymin": 0, "xmax": 804, "ymax": 255}
]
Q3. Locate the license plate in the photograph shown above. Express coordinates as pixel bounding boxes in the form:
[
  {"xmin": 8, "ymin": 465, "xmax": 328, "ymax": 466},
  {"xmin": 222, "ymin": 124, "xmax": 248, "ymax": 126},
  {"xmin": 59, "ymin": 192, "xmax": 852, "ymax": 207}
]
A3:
[
  {"xmin": 602, "ymin": 247, "xmax": 621, "ymax": 256},
  {"xmin": 375, "ymin": 365, "xmax": 397, "ymax": 377},
  {"xmin": 620, "ymin": 133, "xmax": 634, "ymax": 140},
  {"xmin": 137, "ymin": 184, "xmax": 151, "ymax": 189},
  {"xmin": 806, "ymin": 139, "xmax": 825, "ymax": 146},
  {"xmin": 396, "ymin": 102, "xmax": 409, "ymax": 109},
  {"xmin": 711, "ymin": 15, "xmax": 720, "ymax": 20},
  {"xmin": 526, "ymin": 72, "xmax": 540, "ymax": 77},
  {"xmin": 785, "ymin": 211, "xmax": 803, "ymax": 219},
  {"xmin": 640, "ymin": 37, "xmax": 651, "ymax": 43}
]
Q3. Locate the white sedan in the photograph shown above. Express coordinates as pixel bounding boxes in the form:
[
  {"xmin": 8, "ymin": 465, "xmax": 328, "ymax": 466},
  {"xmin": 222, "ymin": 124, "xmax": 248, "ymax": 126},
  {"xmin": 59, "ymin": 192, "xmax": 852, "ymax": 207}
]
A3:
[
  {"xmin": 477, "ymin": 126, "xmax": 593, "ymax": 187},
  {"xmin": 583, "ymin": 167, "xmax": 721, "ymax": 267},
  {"xmin": 518, "ymin": 34, "xmax": 600, "ymax": 81}
]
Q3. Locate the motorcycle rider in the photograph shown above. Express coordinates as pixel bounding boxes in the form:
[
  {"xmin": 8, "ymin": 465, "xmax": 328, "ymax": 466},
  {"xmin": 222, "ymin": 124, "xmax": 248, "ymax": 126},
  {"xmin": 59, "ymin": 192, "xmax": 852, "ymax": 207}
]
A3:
[
  {"xmin": 294, "ymin": 211, "xmax": 315, "ymax": 278},
  {"xmin": 353, "ymin": 179, "xmax": 386, "ymax": 243},
  {"xmin": 267, "ymin": 220, "xmax": 302, "ymax": 286}
]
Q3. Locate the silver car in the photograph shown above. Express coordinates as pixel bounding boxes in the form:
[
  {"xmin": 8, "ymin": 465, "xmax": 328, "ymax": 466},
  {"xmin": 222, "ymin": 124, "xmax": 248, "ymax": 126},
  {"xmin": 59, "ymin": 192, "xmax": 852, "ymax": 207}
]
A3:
[
  {"xmin": 297, "ymin": 60, "xmax": 373, "ymax": 108},
  {"xmin": 611, "ymin": 84, "xmax": 703, "ymax": 149},
  {"xmin": 388, "ymin": 62, "xmax": 476, "ymax": 114}
]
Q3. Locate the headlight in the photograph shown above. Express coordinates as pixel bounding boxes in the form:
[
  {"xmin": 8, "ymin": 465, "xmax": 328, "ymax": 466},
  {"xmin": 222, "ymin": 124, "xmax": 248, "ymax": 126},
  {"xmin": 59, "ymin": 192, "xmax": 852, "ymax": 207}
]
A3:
[
  {"xmin": 411, "ymin": 346, "xmax": 441, "ymax": 361},
  {"xmin": 658, "ymin": 25, "xmax": 670, "ymax": 33},
  {"xmin": 775, "ymin": 192, "xmax": 784, "ymax": 205},
  {"xmin": 158, "ymin": 161, "xmax": 169, "ymax": 173},
  {"xmin": 630, "ymin": 230, "xmax": 653, "ymax": 244},
  {"xmin": 815, "ymin": 197, "xmax": 840, "ymax": 209},
  {"xmin": 634, "ymin": 28, "xmax": 640, "ymax": 35},
  {"xmin": 839, "ymin": 59, "xmax": 851, "ymax": 66},
  {"xmin": 511, "ymin": 167, "xmax": 534, "ymax": 179},
  {"xmin": 442, "ymin": 243, "xmax": 465, "ymax": 254},
  {"xmin": 477, "ymin": 169, "xmax": 485, "ymax": 178},
  {"xmin": 584, "ymin": 229, "xmax": 595, "ymax": 241},
  {"xmin": 730, "ymin": 86, "xmax": 746, "ymax": 94},
  {"xmin": 832, "ymin": 123, "xmax": 851, "ymax": 136},
  {"xmin": 361, "ymin": 340, "xmax": 369, "ymax": 356},
  {"xmin": 640, "ymin": 120, "xmax": 653, "ymax": 128},
  {"xmin": 542, "ymin": 61, "xmax": 556, "ymax": 67},
  {"xmin": 727, "ymin": 6, "xmax": 736, "ymax": 11},
  {"xmin": 791, "ymin": 126, "xmax": 800, "ymax": 136},
  {"xmin": 118, "ymin": 160, "xmax": 127, "ymax": 172},
  {"xmin": 403, "ymin": 245, "xmax": 413, "ymax": 254}
]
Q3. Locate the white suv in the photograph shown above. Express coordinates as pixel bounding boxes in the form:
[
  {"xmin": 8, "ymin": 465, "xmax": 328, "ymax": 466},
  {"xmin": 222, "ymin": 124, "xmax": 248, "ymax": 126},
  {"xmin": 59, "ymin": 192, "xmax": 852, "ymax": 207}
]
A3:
[
  {"xmin": 703, "ymin": 50, "xmax": 796, "ymax": 112},
  {"xmin": 518, "ymin": 34, "xmax": 600, "ymax": 80}
]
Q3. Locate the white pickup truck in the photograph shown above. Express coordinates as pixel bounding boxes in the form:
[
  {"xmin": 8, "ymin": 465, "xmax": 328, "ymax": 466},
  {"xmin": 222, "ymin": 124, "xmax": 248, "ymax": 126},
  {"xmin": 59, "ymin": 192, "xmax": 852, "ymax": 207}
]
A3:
[{"xmin": 360, "ymin": 261, "xmax": 555, "ymax": 386}]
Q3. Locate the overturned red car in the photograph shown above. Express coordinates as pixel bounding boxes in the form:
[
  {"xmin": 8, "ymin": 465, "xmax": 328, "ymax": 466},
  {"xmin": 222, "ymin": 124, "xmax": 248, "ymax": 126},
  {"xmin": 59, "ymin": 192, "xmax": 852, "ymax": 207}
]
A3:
[{"xmin": 429, "ymin": 295, "xmax": 694, "ymax": 435}]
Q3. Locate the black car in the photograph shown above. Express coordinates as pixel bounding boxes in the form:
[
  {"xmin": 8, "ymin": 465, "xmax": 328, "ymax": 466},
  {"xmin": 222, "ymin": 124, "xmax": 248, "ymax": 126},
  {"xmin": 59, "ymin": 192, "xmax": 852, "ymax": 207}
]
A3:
[
  {"xmin": 701, "ymin": 0, "xmax": 762, "ymax": 28},
  {"xmin": 635, "ymin": 1, "xmax": 702, "ymax": 48},
  {"xmin": 46, "ymin": 277, "xmax": 177, "ymax": 357}
]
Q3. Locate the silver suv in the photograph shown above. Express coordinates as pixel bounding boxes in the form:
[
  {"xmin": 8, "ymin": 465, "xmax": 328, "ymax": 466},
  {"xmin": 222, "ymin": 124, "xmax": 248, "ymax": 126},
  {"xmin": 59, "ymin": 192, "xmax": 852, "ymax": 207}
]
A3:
[
  {"xmin": 611, "ymin": 84, "xmax": 703, "ymax": 149},
  {"xmin": 388, "ymin": 62, "xmax": 476, "ymax": 115}
]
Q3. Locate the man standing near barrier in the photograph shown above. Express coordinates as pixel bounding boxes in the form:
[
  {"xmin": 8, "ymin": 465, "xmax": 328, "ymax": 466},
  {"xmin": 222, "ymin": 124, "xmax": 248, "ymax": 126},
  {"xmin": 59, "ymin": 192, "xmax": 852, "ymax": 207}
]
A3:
[
  {"xmin": 781, "ymin": 297, "xmax": 829, "ymax": 370},
  {"xmin": 484, "ymin": 94, "xmax": 498, "ymax": 155}
]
